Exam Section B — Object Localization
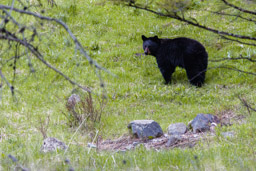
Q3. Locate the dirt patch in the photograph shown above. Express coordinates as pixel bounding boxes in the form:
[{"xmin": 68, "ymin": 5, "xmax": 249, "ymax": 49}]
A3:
[
  {"xmin": 217, "ymin": 109, "xmax": 246, "ymax": 126},
  {"xmin": 97, "ymin": 132, "xmax": 214, "ymax": 151},
  {"xmin": 97, "ymin": 110, "xmax": 245, "ymax": 151}
]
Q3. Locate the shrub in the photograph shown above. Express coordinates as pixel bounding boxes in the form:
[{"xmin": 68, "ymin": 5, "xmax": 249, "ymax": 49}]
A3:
[{"xmin": 64, "ymin": 91, "xmax": 106, "ymax": 132}]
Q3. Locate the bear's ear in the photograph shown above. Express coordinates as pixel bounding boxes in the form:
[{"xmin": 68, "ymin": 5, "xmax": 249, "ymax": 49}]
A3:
[
  {"xmin": 142, "ymin": 35, "xmax": 147, "ymax": 41},
  {"xmin": 153, "ymin": 35, "xmax": 159, "ymax": 40}
]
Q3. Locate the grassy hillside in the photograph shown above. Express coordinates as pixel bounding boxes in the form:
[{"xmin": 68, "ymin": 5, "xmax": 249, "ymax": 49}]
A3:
[{"xmin": 1, "ymin": 0, "xmax": 256, "ymax": 170}]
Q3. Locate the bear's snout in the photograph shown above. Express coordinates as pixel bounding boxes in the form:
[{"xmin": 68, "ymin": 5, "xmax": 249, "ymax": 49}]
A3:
[{"xmin": 144, "ymin": 47, "xmax": 151, "ymax": 55}]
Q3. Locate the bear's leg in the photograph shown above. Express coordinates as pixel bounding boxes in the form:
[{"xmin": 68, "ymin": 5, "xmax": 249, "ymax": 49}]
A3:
[
  {"xmin": 157, "ymin": 57, "xmax": 176, "ymax": 84},
  {"xmin": 185, "ymin": 66, "xmax": 205, "ymax": 87},
  {"xmin": 159, "ymin": 66, "xmax": 175, "ymax": 84}
]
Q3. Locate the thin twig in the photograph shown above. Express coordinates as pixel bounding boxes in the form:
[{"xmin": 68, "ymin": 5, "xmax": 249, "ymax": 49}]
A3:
[
  {"xmin": 221, "ymin": 0, "xmax": 256, "ymax": 16},
  {"xmin": 0, "ymin": 5, "xmax": 111, "ymax": 75},
  {"xmin": 0, "ymin": 33, "xmax": 91, "ymax": 92},
  {"xmin": 220, "ymin": 35, "xmax": 256, "ymax": 47},
  {"xmin": 215, "ymin": 66, "xmax": 256, "ymax": 76},
  {"xmin": 88, "ymin": 130, "xmax": 99, "ymax": 154},
  {"xmin": 9, "ymin": 0, "xmax": 15, "ymax": 15},
  {"xmin": 187, "ymin": 64, "xmax": 256, "ymax": 84},
  {"xmin": 37, "ymin": 115, "xmax": 50, "ymax": 139},
  {"xmin": 0, "ymin": 68, "xmax": 14, "ymax": 95},
  {"xmin": 238, "ymin": 96, "xmax": 256, "ymax": 115},
  {"xmin": 209, "ymin": 55, "xmax": 256, "ymax": 62},
  {"xmin": 127, "ymin": 3, "xmax": 256, "ymax": 41},
  {"xmin": 208, "ymin": 10, "xmax": 256, "ymax": 23},
  {"xmin": 64, "ymin": 117, "xmax": 88, "ymax": 154},
  {"xmin": 2, "ymin": 9, "xmax": 21, "ymax": 27}
]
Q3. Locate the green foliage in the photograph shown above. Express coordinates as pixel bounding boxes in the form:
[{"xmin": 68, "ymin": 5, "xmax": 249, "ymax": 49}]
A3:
[{"xmin": 0, "ymin": 0, "xmax": 256, "ymax": 170}]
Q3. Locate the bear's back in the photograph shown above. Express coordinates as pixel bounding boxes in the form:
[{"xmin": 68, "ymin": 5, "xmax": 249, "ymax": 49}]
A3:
[
  {"xmin": 161, "ymin": 37, "xmax": 205, "ymax": 51},
  {"xmin": 157, "ymin": 37, "xmax": 207, "ymax": 68}
]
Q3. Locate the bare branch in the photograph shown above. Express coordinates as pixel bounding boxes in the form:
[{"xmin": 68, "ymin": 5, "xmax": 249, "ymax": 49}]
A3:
[
  {"xmin": 0, "ymin": 4, "xmax": 117, "ymax": 95},
  {"xmin": 209, "ymin": 55, "xmax": 256, "ymax": 62},
  {"xmin": 1, "ymin": 52, "xmax": 26, "ymax": 66},
  {"xmin": 214, "ymin": 65, "xmax": 256, "ymax": 76},
  {"xmin": 186, "ymin": 64, "xmax": 256, "ymax": 84},
  {"xmin": 0, "ymin": 33, "xmax": 91, "ymax": 92},
  {"xmin": 0, "ymin": 5, "xmax": 110, "ymax": 74},
  {"xmin": 2, "ymin": 9, "xmax": 21, "ymax": 27},
  {"xmin": 238, "ymin": 96, "xmax": 256, "ymax": 115},
  {"xmin": 127, "ymin": 3, "xmax": 256, "ymax": 41},
  {"xmin": 221, "ymin": 0, "xmax": 256, "ymax": 16},
  {"xmin": 220, "ymin": 35, "xmax": 256, "ymax": 46},
  {"xmin": 0, "ymin": 68, "xmax": 14, "ymax": 95},
  {"xmin": 8, "ymin": 154, "xmax": 28, "ymax": 171},
  {"xmin": 36, "ymin": 115, "xmax": 50, "ymax": 139},
  {"xmin": 12, "ymin": 43, "xmax": 19, "ymax": 87},
  {"xmin": 209, "ymin": 10, "xmax": 256, "ymax": 23}
]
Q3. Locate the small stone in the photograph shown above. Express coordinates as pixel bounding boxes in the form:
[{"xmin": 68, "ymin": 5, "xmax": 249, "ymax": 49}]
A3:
[
  {"xmin": 65, "ymin": 158, "xmax": 71, "ymax": 164},
  {"xmin": 190, "ymin": 114, "xmax": 220, "ymax": 133},
  {"xmin": 67, "ymin": 94, "xmax": 81, "ymax": 109},
  {"xmin": 132, "ymin": 142, "xmax": 140, "ymax": 146},
  {"xmin": 127, "ymin": 120, "xmax": 163, "ymax": 139},
  {"xmin": 166, "ymin": 135, "xmax": 182, "ymax": 147},
  {"xmin": 87, "ymin": 143, "xmax": 97, "ymax": 148},
  {"xmin": 167, "ymin": 123, "xmax": 187, "ymax": 135},
  {"xmin": 40, "ymin": 137, "xmax": 67, "ymax": 153},
  {"xmin": 210, "ymin": 122, "xmax": 218, "ymax": 133},
  {"xmin": 8, "ymin": 154, "xmax": 17, "ymax": 162},
  {"xmin": 221, "ymin": 131, "xmax": 235, "ymax": 138},
  {"xmin": 69, "ymin": 167, "xmax": 75, "ymax": 171},
  {"xmin": 125, "ymin": 144, "xmax": 133, "ymax": 150}
]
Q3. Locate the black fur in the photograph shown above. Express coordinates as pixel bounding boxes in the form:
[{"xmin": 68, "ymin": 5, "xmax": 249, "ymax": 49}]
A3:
[{"xmin": 142, "ymin": 35, "xmax": 208, "ymax": 87}]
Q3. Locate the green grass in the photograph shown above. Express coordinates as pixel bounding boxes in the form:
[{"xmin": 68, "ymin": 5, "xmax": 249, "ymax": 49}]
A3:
[{"xmin": 1, "ymin": 0, "xmax": 256, "ymax": 170}]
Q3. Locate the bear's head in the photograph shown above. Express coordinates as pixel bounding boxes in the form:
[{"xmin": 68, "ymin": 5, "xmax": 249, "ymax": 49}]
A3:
[{"xmin": 142, "ymin": 35, "xmax": 160, "ymax": 56}]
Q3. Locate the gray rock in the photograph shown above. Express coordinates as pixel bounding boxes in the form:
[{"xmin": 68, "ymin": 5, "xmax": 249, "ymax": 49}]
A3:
[
  {"xmin": 190, "ymin": 114, "xmax": 220, "ymax": 133},
  {"xmin": 67, "ymin": 94, "xmax": 81, "ymax": 109},
  {"xmin": 221, "ymin": 131, "xmax": 235, "ymax": 138},
  {"xmin": 125, "ymin": 144, "xmax": 133, "ymax": 150},
  {"xmin": 210, "ymin": 123, "xmax": 218, "ymax": 134},
  {"xmin": 41, "ymin": 137, "xmax": 68, "ymax": 153},
  {"xmin": 166, "ymin": 135, "xmax": 182, "ymax": 147},
  {"xmin": 132, "ymin": 142, "xmax": 140, "ymax": 146},
  {"xmin": 127, "ymin": 120, "xmax": 163, "ymax": 139},
  {"xmin": 168, "ymin": 123, "xmax": 187, "ymax": 135},
  {"xmin": 87, "ymin": 143, "xmax": 97, "ymax": 148}
]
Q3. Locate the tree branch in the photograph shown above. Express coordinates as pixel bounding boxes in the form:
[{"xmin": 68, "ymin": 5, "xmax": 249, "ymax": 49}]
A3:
[
  {"xmin": 238, "ymin": 96, "xmax": 256, "ymax": 115},
  {"xmin": 0, "ymin": 4, "xmax": 111, "ymax": 74},
  {"xmin": 221, "ymin": 0, "xmax": 256, "ymax": 16},
  {"xmin": 208, "ymin": 10, "xmax": 256, "ymax": 24},
  {"xmin": 127, "ymin": 3, "xmax": 256, "ymax": 41},
  {"xmin": 0, "ymin": 33, "xmax": 91, "ymax": 92},
  {"xmin": 214, "ymin": 65, "xmax": 256, "ymax": 76},
  {"xmin": 209, "ymin": 55, "xmax": 256, "ymax": 62},
  {"xmin": 220, "ymin": 35, "xmax": 256, "ymax": 46},
  {"xmin": 0, "ymin": 4, "xmax": 117, "ymax": 95},
  {"xmin": 0, "ymin": 68, "xmax": 14, "ymax": 95}
]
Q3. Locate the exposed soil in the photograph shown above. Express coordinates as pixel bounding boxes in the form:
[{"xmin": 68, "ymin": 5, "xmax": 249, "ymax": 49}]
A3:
[
  {"xmin": 97, "ymin": 132, "xmax": 212, "ymax": 151},
  {"xmin": 97, "ymin": 110, "xmax": 245, "ymax": 151}
]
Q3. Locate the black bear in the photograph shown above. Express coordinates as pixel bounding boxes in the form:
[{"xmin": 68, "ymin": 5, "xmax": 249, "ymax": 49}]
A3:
[{"xmin": 142, "ymin": 35, "xmax": 208, "ymax": 87}]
